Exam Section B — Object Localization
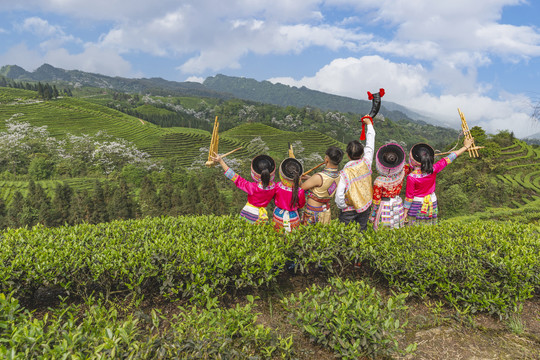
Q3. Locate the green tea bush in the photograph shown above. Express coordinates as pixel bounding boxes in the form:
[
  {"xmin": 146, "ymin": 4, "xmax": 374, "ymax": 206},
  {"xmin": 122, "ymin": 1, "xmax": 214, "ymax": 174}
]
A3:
[
  {"xmin": 281, "ymin": 278, "xmax": 415, "ymax": 359},
  {"xmin": 360, "ymin": 221, "xmax": 540, "ymax": 317},
  {"xmin": 165, "ymin": 295, "xmax": 294, "ymax": 359},
  {"xmin": 0, "ymin": 293, "xmax": 293, "ymax": 359},
  {"xmin": 0, "ymin": 216, "xmax": 538, "ymax": 318},
  {"xmin": 0, "ymin": 293, "xmax": 154, "ymax": 359},
  {"xmin": 0, "ymin": 216, "xmax": 289, "ymax": 302}
]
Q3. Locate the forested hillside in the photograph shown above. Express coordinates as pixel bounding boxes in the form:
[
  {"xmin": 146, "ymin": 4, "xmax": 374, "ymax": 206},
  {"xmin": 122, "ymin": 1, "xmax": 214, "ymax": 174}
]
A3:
[{"xmin": 203, "ymin": 74, "xmax": 427, "ymax": 123}]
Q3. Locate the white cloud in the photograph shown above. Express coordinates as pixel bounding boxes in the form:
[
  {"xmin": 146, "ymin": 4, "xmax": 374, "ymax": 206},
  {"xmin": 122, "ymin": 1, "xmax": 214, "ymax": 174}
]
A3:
[
  {"xmin": 0, "ymin": 0, "xmax": 323, "ymax": 22},
  {"xmin": 43, "ymin": 45, "xmax": 134, "ymax": 77},
  {"xmin": 185, "ymin": 76, "xmax": 204, "ymax": 83},
  {"xmin": 269, "ymin": 56, "xmax": 427, "ymax": 103},
  {"xmin": 268, "ymin": 55, "xmax": 539, "ymax": 138},
  {"xmin": 16, "ymin": 17, "xmax": 81, "ymax": 51},
  {"xmin": 20, "ymin": 17, "xmax": 60, "ymax": 37},
  {"xmin": 0, "ymin": 43, "xmax": 42, "ymax": 71},
  {"xmin": 404, "ymin": 92, "xmax": 538, "ymax": 138}
]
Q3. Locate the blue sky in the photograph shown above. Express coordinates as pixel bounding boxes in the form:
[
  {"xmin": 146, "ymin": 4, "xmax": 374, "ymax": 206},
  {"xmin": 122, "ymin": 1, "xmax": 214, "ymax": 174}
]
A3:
[{"xmin": 1, "ymin": 0, "xmax": 539, "ymax": 137}]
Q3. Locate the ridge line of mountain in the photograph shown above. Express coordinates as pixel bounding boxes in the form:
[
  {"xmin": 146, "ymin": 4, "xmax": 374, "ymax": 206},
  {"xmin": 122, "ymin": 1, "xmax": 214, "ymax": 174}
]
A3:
[{"xmin": 1, "ymin": 63, "xmax": 446, "ymax": 127}]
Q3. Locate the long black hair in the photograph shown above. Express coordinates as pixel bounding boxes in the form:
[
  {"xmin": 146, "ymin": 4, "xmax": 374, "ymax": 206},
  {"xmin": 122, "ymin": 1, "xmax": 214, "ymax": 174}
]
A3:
[
  {"xmin": 253, "ymin": 155, "xmax": 275, "ymax": 188},
  {"xmin": 282, "ymin": 159, "xmax": 302, "ymax": 209},
  {"xmin": 260, "ymin": 168, "xmax": 270, "ymax": 188},
  {"xmin": 419, "ymin": 149, "xmax": 434, "ymax": 174}
]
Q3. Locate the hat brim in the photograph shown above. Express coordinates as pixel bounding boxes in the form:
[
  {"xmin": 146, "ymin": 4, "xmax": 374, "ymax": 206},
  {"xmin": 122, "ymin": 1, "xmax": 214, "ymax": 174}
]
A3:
[
  {"xmin": 411, "ymin": 143, "xmax": 434, "ymax": 163},
  {"xmin": 377, "ymin": 143, "xmax": 405, "ymax": 169},
  {"xmin": 252, "ymin": 155, "xmax": 275, "ymax": 174},
  {"xmin": 280, "ymin": 158, "xmax": 303, "ymax": 180}
]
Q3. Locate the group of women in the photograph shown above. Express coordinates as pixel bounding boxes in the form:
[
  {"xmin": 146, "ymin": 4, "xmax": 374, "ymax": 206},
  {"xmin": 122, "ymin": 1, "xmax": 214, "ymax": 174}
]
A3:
[
  {"xmin": 370, "ymin": 137, "xmax": 473, "ymax": 230},
  {"xmin": 210, "ymin": 119, "xmax": 474, "ymax": 232}
]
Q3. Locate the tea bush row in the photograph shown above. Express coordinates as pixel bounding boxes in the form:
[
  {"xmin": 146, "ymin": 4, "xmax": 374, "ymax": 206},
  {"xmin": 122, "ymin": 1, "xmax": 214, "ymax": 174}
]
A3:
[
  {"xmin": 0, "ymin": 216, "xmax": 539, "ymax": 317},
  {"xmin": 0, "ymin": 293, "xmax": 292, "ymax": 359}
]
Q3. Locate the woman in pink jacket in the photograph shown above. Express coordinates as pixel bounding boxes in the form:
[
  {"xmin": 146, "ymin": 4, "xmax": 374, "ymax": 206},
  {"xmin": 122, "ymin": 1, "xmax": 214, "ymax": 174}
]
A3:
[
  {"xmin": 273, "ymin": 157, "xmax": 306, "ymax": 232},
  {"xmin": 212, "ymin": 153, "xmax": 277, "ymax": 224},
  {"xmin": 404, "ymin": 137, "xmax": 473, "ymax": 225}
]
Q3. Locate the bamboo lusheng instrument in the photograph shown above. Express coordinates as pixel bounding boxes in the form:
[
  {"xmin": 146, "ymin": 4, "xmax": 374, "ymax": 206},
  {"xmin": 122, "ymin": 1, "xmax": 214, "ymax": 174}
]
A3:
[
  {"xmin": 205, "ymin": 116, "xmax": 219, "ymax": 167},
  {"xmin": 302, "ymin": 161, "xmax": 325, "ymax": 176},
  {"xmin": 458, "ymin": 108, "xmax": 479, "ymax": 158},
  {"xmin": 288, "ymin": 142, "xmax": 295, "ymax": 158},
  {"xmin": 205, "ymin": 116, "xmax": 243, "ymax": 166},
  {"xmin": 434, "ymin": 108, "xmax": 481, "ymax": 158},
  {"xmin": 435, "ymin": 146, "xmax": 485, "ymax": 156}
]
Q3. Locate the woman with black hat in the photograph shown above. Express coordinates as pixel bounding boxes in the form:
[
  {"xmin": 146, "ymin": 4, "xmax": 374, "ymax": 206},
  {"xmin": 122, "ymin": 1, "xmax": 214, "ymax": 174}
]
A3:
[
  {"xmin": 404, "ymin": 137, "xmax": 473, "ymax": 225},
  {"xmin": 273, "ymin": 157, "xmax": 306, "ymax": 232},
  {"xmin": 370, "ymin": 142, "xmax": 411, "ymax": 230},
  {"xmin": 211, "ymin": 152, "xmax": 277, "ymax": 224}
]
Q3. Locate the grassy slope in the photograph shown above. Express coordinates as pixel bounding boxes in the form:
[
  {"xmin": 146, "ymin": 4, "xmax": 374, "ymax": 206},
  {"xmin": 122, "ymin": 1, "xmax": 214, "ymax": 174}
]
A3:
[
  {"xmin": 0, "ymin": 88, "xmax": 345, "ymax": 169},
  {"xmin": 448, "ymin": 139, "xmax": 540, "ymax": 222}
]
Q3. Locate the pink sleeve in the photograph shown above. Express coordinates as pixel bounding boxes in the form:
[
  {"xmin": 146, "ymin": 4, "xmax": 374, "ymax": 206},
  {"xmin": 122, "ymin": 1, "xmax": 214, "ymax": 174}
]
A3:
[
  {"xmin": 433, "ymin": 152, "xmax": 457, "ymax": 174},
  {"xmin": 235, "ymin": 176, "xmax": 258, "ymax": 195},
  {"xmin": 224, "ymin": 168, "xmax": 256, "ymax": 195},
  {"xmin": 433, "ymin": 157, "xmax": 450, "ymax": 174},
  {"xmin": 404, "ymin": 176, "xmax": 415, "ymax": 208}
]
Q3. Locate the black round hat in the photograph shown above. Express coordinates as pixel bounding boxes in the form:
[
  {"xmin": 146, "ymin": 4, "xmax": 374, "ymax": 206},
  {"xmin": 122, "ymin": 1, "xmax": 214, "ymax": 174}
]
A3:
[
  {"xmin": 410, "ymin": 143, "xmax": 434, "ymax": 167},
  {"xmin": 377, "ymin": 143, "xmax": 405, "ymax": 168},
  {"xmin": 279, "ymin": 158, "xmax": 303, "ymax": 181},
  {"xmin": 251, "ymin": 155, "xmax": 276, "ymax": 182}
]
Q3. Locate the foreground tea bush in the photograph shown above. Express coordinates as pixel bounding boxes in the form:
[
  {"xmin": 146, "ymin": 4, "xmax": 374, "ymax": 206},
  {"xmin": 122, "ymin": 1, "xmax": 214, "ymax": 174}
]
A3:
[
  {"xmin": 0, "ymin": 293, "xmax": 152, "ymax": 359},
  {"xmin": 281, "ymin": 278, "xmax": 415, "ymax": 359},
  {"xmin": 284, "ymin": 220, "xmax": 540, "ymax": 317},
  {"xmin": 0, "ymin": 293, "xmax": 293, "ymax": 359},
  {"xmin": 0, "ymin": 216, "xmax": 288, "ymax": 302},
  {"xmin": 168, "ymin": 296, "xmax": 293, "ymax": 358},
  {"xmin": 359, "ymin": 222, "xmax": 540, "ymax": 317},
  {"xmin": 0, "ymin": 215, "xmax": 538, "ymax": 317}
]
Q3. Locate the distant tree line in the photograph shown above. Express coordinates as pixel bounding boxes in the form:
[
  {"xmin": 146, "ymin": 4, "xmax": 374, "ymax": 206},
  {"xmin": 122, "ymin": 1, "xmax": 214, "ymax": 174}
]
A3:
[
  {"xmin": 0, "ymin": 76, "xmax": 73, "ymax": 99},
  {"xmin": 106, "ymin": 93, "xmax": 216, "ymax": 130},
  {"xmin": 0, "ymin": 166, "xmax": 242, "ymax": 230}
]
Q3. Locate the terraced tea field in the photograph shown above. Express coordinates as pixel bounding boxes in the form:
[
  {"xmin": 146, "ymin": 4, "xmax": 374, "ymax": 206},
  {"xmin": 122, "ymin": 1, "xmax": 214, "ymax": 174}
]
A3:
[
  {"xmin": 499, "ymin": 140, "xmax": 540, "ymax": 201},
  {"xmin": 0, "ymin": 88, "xmax": 345, "ymax": 169},
  {"xmin": 222, "ymin": 122, "xmax": 344, "ymax": 168}
]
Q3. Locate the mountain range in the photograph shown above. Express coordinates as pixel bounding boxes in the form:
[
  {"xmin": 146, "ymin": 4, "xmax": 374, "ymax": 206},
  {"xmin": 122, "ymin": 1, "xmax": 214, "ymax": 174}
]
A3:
[{"xmin": 1, "ymin": 63, "xmax": 444, "ymax": 127}]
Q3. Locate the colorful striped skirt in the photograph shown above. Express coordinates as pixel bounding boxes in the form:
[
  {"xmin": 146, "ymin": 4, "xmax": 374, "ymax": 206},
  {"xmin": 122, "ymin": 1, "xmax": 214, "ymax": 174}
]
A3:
[
  {"xmin": 302, "ymin": 203, "xmax": 331, "ymax": 225},
  {"xmin": 407, "ymin": 193, "xmax": 438, "ymax": 226},
  {"xmin": 273, "ymin": 207, "xmax": 301, "ymax": 232},
  {"xmin": 372, "ymin": 196, "xmax": 405, "ymax": 230},
  {"xmin": 240, "ymin": 202, "xmax": 269, "ymax": 224}
]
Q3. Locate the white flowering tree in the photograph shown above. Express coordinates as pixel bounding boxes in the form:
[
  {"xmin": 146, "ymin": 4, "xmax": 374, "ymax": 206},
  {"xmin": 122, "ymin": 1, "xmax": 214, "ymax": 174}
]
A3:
[
  {"xmin": 0, "ymin": 115, "xmax": 60, "ymax": 173},
  {"xmin": 92, "ymin": 139, "xmax": 159, "ymax": 175},
  {"xmin": 0, "ymin": 117, "xmax": 160, "ymax": 176}
]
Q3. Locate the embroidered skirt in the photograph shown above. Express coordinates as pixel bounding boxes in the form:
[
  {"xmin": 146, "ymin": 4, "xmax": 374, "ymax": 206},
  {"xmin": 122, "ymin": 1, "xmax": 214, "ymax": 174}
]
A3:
[
  {"xmin": 372, "ymin": 196, "xmax": 405, "ymax": 230},
  {"xmin": 302, "ymin": 203, "xmax": 331, "ymax": 225},
  {"xmin": 273, "ymin": 207, "xmax": 301, "ymax": 232},
  {"xmin": 240, "ymin": 202, "xmax": 269, "ymax": 224},
  {"xmin": 407, "ymin": 193, "xmax": 438, "ymax": 226}
]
